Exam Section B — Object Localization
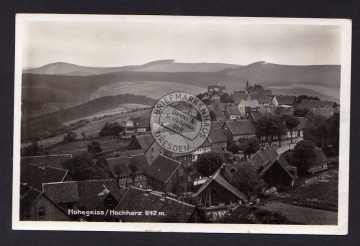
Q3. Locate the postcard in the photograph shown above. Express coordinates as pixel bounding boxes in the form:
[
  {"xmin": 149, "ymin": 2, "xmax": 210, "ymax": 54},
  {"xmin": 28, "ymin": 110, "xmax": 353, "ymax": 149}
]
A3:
[{"xmin": 13, "ymin": 14, "xmax": 351, "ymax": 234}]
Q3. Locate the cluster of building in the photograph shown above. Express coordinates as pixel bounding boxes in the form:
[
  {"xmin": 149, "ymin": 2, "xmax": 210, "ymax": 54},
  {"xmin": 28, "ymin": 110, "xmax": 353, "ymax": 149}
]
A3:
[{"xmin": 19, "ymin": 81, "xmax": 336, "ymax": 223}]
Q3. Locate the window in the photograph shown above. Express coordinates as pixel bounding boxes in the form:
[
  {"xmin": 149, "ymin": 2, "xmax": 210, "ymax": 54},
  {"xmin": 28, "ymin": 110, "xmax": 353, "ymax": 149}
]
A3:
[
  {"xmin": 211, "ymin": 188, "xmax": 216, "ymax": 195},
  {"xmin": 38, "ymin": 207, "xmax": 45, "ymax": 218}
]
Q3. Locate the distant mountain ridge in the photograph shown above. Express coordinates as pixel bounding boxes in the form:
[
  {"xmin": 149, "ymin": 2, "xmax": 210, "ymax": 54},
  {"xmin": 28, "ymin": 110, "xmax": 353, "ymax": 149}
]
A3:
[
  {"xmin": 23, "ymin": 60, "xmax": 243, "ymax": 76},
  {"xmin": 22, "ymin": 60, "xmax": 341, "ymax": 106}
]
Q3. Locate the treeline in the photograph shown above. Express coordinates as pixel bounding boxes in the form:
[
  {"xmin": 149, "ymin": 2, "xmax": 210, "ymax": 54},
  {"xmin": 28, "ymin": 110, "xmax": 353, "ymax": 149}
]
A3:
[{"xmin": 21, "ymin": 94, "xmax": 156, "ymax": 141}]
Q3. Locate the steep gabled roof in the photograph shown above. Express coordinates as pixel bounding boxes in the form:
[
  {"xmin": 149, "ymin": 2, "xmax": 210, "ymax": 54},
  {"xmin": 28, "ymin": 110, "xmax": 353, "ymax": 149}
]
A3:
[
  {"xmin": 240, "ymin": 100, "xmax": 260, "ymax": 108},
  {"xmin": 226, "ymin": 107, "xmax": 241, "ymax": 115},
  {"xmin": 224, "ymin": 120, "xmax": 256, "ymax": 136},
  {"xmin": 144, "ymin": 155, "xmax": 182, "ymax": 184},
  {"xmin": 193, "ymin": 168, "xmax": 248, "ymax": 203},
  {"xmin": 311, "ymin": 108, "xmax": 333, "ymax": 118},
  {"xmin": 43, "ymin": 179, "xmax": 123, "ymax": 210},
  {"xmin": 313, "ymin": 148, "xmax": 329, "ymax": 165},
  {"xmin": 259, "ymin": 155, "xmax": 295, "ymax": 180},
  {"xmin": 211, "ymin": 120, "xmax": 226, "ymax": 129},
  {"xmin": 275, "ymin": 95, "xmax": 297, "ymax": 106},
  {"xmin": 43, "ymin": 181, "xmax": 80, "ymax": 204},
  {"xmin": 76, "ymin": 180, "xmax": 123, "ymax": 210},
  {"xmin": 20, "ymin": 154, "xmax": 72, "ymax": 172},
  {"xmin": 128, "ymin": 134, "xmax": 155, "ymax": 151},
  {"xmin": 20, "ymin": 185, "xmax": 42, "ymax": 217},
  {"xmin": 273, "ymin": 107, "xmax": 294, "ymax": 116},
  {"xmin": 208, "ymin": 129, "xmax": 228, "ymax": 143},
  {"xmin": 211, "ymin": 109, "xmax": 225, "ymax": 118},
  {"xmin": 21, "ymin": 164, "xmax": 68, "ymax": 191},
  {"xmin": 249, "ymin": 94, "xmax": 271, "ymax": 104},
  {"xmin": 250, "ymin": 147, "xmax": 279, "ymax": 171},
  {"xmin": 106, "ymin": 155, "xmax": 149, "ymax": 178},
  {"xmin": 114, "ymin": 187, "xmax": 195, "ymax": 222},
  {"xmin": 293, "ymin": 117, "xmax": 307, "ymax": 131}
]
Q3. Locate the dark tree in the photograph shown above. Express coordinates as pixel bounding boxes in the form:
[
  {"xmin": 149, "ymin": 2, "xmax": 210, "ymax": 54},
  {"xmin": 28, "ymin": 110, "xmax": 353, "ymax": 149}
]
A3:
[
  {"xmin": 227, "ymin": 141, "xmax": 241, "ymax": 154},
  {"xmin": 87, "ymin": 141, "xmax": 102, "ymax": 156},
  {"xmin": 326, "ymin": 112, "xmax": 340, "ymax": 150},
  {"xmin": 255, "ymin": 115, "xmax": 286, "ymax": 147},
  {"xmin": 21, "ymin": 141, "xmax": 41, "ymax": 156},
  {"xmin": 303, "ymin": 115, "xmax": 328, "ymax": 148},
  {"xmin": 291, "ymin": 140, "xmax": 316, "ymax": 172},
  {"xmin": 238, "ymin": 137, "xmax": 260, "ymax": 159},
  {"xmin": 295, "ymin": 95, "xmax": 319, "ymax": 106},
  {"xmin": 63, "ymin": 131, "xmax": 78, "ymax": 142},
  {"xmin": 129, "ymin": 159, "xmax": 139, "ymax": 186},
  {"xmin": 194, "ymin": 151, "xmax": 225, "ymax": 177},
  {"xmin": 281, "ymin": 115, "xmax": 300, "ymax": 143},
  {"xmin": 63, "ymin": 153, "xmax": 110, "ymax": 181},
  {"xmin": 220, "ymin": 93, "xmax": 234, "ymax": 103},
  {"xmin": 231, "ymin": 161, "xmax": 265, "ymax": 196},
  {"xmin": 99, "ymin": 122, "xmax": 122, "ymax": 137},
  {"xmin": 293, "ymin": 108, "xmax": 309, "ymax": 117}
]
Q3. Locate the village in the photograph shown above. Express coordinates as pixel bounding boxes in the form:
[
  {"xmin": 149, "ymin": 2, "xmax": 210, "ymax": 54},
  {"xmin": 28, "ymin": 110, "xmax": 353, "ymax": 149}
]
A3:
[{"xmin": 20, "ymin": 82, "xmax": 340, "ymax": 224}]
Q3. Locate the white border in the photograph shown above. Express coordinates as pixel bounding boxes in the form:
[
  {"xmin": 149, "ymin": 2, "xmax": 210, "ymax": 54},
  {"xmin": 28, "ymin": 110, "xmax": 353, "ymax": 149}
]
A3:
[{"xmin": 13, "ymin": 14, "xmax": 351, "ymax": 234}]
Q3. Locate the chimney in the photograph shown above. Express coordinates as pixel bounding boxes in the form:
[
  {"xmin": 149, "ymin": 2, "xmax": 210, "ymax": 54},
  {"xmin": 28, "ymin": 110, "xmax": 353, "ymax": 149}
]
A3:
[{"xmin": 20, "ymin": 183, "xmax": 29, "ymax": 194}]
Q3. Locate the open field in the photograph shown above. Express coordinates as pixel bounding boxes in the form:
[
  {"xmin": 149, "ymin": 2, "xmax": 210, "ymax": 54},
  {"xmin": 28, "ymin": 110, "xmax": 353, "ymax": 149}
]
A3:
[
  {"xmin": 46, "ymin": 137, "xmax": 132, "ymax": 156},
  {"xmin": 96, "ymin": 81, "xmax": 205, "ymax": 99},
  {"xmin": 274, "ymin": 169, "xmax": 339, "ymax": 210},
  {"xmin": 259, "ymin": 201, "xmax": 337, "ymax": 225},
  {"xmin": 22, "ymin": 108, "xmax": 151, "ymax": 149}
]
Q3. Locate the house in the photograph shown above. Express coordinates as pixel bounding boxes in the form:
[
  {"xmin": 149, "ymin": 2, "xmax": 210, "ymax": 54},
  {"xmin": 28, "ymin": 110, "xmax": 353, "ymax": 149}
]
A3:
[
  {"xmin": 231, "ymin": 93, "xmax": 248, "ymax": 104},
  {"xmin": 297, "ymin": 99, "xmax": 337, "ymax": 110},
  {"xmin": 238, "ymin": 100, "xmax": 260, "ymax": 117},
  {"xmin": 258, "ymin": 156, "xmax": 296, "ymax": 190},
  {"xmin": 43, "ymin": 179, "xmax": 123, "ymax": 222},
  {"xmin": 249, "ymin": 147, "xmax": 279, "ymax": 172},
  {"xmin": 20, "ymin": 184, "xmax": 71, "ymax": 221},
  {"xmin": 20, "ymin": 154, "xmax": 72, "ymax": 173},
  {"xmin": 247, "ymin": 94, "xmax": 272, "ymax": 106},
  {"xmin": 113, "ymin": 187, "xmax": 196, "ymax": 222},
  {"xmin": 287, "ymin": 117, "xmax": 307, "ymax": 139},
  {"xmin": 208, "ymin": 129, "xmax": 228, "ymax": 151},
  {"xmin": 192, "ymin": 166, "xmax": 248, "ymax": 207},
  {"xmin": 21, "ymin": 164, "xmax": 69, "ymax": 191},
  {"xmin": 127, "ymin": 134, "xmax": 163, "ymax": 165},
  {"xmin": 307, "ymin": 148, "xmax": 330, "ymax": 174},
  {"xmin": 224, "ymin": 107, "xmax": 241, "ymax": 120},
  {"xmin": 145, "ymin": 155, "xmax": 194, "ymax": 194},
  {"xmin": 163, "ymin": 150, "xmax": 193, "ymax": 168},
  {"xmin": 245, "ymin": 83, "xmax": 272, "ymax": 96},
  {"xmin": 106, "ymin": 155, "xmax": 149, "ymax": 189},
  {"xmin": 210, "ymin": 109, "xmax": 225, "ymax": 121},
  {"xmin": 123, "ymin": 117, "xmax": 151, "ymax": 135},
  {"xmin": 249, "ymin": 148, "xmax": 296, "ymax": 189},
  {"xmin": 208, "ymin": 85, "xmax": 226, "ymax": 102},
  {"xmin": 272, "ymin": 95, "xmax": 297, "ymax": 107},
  {"xmin": 192, "ymin": 139, "xmax": 212, "ymax": 162},
  {"xmin": 222, "ymin": 120, "xmax": 256, "ymax": 141}
]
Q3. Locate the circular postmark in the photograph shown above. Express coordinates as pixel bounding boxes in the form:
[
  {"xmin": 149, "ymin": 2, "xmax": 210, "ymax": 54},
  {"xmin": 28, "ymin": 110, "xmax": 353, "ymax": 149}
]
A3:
[{"xmin": 150, "ymin": 92, "xmax": 211, "ymax": 154}]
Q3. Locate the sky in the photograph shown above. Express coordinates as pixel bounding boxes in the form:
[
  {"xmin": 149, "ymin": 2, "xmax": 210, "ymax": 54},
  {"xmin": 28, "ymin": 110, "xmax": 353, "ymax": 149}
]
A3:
[{"xmin": 21, "ymin": 16, "xmax": 343, "ymax": 68}]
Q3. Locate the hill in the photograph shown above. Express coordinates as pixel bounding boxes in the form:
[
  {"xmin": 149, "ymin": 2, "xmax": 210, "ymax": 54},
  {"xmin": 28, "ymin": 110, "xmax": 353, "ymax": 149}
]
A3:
[
  {"xmin": 225, "ymin": 62, "xmax": 340, "ymax": 89},
  {"xmin": 23, "ymin": 60, "xmax": 242, "ymax": 76}
]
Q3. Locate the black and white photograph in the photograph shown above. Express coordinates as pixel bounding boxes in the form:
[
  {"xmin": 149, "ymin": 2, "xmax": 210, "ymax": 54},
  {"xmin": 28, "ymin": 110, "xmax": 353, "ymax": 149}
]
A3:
[{"xmin": 13, "ymin": 14, "xmax": 351, "ymax": 234}]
